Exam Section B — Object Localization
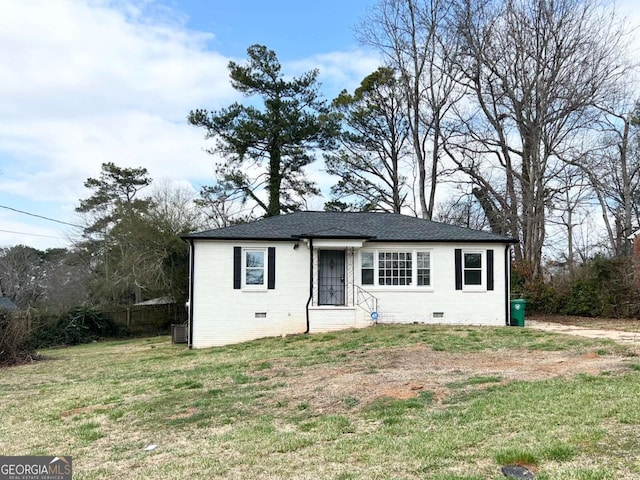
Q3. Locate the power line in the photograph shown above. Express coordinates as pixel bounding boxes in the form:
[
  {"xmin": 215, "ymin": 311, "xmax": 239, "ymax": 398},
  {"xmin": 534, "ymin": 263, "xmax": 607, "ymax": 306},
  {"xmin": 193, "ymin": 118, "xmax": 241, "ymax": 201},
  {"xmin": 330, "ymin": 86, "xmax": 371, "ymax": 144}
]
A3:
[
  {"xmin": 0, "ymin": 229, "xmax": 67, "ymax": 240},
  {"xmin": 0, "ymin": 204, "xmax": 84, "ymax": 229}
]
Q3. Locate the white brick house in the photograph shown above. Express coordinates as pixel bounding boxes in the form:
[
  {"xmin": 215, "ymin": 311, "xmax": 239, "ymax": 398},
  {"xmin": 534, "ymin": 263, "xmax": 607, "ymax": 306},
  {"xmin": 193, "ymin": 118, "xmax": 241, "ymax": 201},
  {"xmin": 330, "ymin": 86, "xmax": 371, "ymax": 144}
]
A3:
[{"xmin": 183, "ymin": 211, "xmax": 518, "ymax": 348}]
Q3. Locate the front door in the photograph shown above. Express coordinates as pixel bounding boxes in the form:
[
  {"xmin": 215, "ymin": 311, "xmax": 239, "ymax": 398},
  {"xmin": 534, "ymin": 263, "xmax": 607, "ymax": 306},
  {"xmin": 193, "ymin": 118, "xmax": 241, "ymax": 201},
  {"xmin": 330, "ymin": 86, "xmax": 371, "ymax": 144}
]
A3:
[{"xmin": 318, "ymin": 250, "xmax": 345, "ymax": 305}]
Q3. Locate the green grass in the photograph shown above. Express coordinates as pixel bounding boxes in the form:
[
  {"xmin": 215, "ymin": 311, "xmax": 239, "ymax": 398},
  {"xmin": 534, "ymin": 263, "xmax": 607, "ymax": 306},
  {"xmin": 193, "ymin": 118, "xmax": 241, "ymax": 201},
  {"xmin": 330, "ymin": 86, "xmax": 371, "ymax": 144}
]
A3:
[
  {"xmin": 447, "ymin": 375, "xmax": 502, "ymax": 389},
  {"xmin": 1, "ymin": 324, "xmax": 639, "ymax": 479}
]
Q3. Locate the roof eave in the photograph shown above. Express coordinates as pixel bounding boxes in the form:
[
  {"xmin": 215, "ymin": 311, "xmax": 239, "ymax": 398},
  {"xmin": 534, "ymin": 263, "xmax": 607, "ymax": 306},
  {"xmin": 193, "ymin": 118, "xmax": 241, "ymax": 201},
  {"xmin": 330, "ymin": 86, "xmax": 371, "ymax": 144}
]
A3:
[
  {"xmin": 184, "ymin": 235, "xmax": 519, "ymax": 244},
  {"xmin": 296, "ymin": 234, "xmax": 375, "ymax": 240},
  {"xmin": 369, "ymin": 238, "xmax": 519, "ymax": 243}
]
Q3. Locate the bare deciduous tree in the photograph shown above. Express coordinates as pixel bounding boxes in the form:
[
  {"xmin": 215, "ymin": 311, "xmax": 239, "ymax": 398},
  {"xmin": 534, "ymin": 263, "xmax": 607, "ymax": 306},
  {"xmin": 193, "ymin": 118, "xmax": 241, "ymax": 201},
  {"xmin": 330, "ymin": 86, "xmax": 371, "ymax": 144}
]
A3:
[
  {"xmin": 449, "ymin": 0, "xmax": 629, "ymax": 279},
  {"xmin": 358, "ymin": 0, "xmax": 461, "ymax": 219},
  {"xmin": 0, "ymin": 246, "xmax": 45, "ymax": 309},
  {"xmin": 584, "ymin": 99, "xmax": 640, "ymax": 256},
  {"xmin": 0, "ymin": 246, "xmax": 89, "ymax": 311},
  {"xmin": 546, "ymin": 166, "xmax": 593, "ymax": 280},
  {"xmin": 435, "ymin": 187, "xmax": 491, "ymax": 231}
]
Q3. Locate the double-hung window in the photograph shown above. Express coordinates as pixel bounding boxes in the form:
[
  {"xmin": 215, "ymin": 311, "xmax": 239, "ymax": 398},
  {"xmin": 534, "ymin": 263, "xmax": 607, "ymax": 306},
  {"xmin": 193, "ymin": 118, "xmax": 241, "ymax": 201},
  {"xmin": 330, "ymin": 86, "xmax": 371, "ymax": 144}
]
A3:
[
  {"xmin": 455, "ymin": 249, "xmax": 492, "ymax": 291},
  {"xmin": 463, "ymin": 252, "xmax": 482, "ymax": 286},
  {"xmin": 244, "ymin": 249, "xmax": 265, "ymax": 287},
  {"xmin": 233, "ymin": 246, "xmax": 276, "ymax": 290},
  {"xmin": 416, "ymin": 251, "xmax": 431, "ymax": 286},
  {"xmin": 361, "ymin": 252, "xmax": 374, "ymax": 285}
]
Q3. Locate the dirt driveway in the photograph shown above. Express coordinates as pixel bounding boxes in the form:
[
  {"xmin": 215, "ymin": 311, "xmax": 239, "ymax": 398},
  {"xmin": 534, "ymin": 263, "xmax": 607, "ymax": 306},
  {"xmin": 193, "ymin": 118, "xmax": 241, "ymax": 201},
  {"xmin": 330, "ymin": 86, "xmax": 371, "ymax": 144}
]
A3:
[{"xmin": 526, "ymin": 318, "xmax": 640, "ymax": 346}]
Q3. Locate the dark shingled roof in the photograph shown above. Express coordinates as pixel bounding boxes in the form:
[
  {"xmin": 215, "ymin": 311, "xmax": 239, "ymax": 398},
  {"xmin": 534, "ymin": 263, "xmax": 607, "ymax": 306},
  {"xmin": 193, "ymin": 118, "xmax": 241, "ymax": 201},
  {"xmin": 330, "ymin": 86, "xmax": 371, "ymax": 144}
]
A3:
[{"xmin": 184, "ymin": 211, "xmax": 518, "ymax": 243}]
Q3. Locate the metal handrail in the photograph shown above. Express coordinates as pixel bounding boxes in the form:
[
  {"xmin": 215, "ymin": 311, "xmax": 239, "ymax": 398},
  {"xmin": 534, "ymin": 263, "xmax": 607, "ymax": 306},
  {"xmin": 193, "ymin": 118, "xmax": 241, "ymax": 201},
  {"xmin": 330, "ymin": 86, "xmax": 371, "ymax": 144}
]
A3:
[{"xmin": 354, "ymin": 285, "xmax": 378, "ymax": 316}]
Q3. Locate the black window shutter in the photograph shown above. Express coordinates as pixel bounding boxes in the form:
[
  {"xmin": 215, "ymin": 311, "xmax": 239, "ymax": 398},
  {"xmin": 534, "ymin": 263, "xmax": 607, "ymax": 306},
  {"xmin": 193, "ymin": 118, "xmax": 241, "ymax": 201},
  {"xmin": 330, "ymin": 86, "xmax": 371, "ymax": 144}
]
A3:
[
  {"xmin": 455, "ymin": 249, "xmax": 462, "ymax": 290},
  {"xmin": 268, "ymin": 247, "xmax": 276, "ymax": 289},
  {"xmin": 233, "ymin": 247, "xmax": 241, "ymax": 289},
  {"xmin": 487, "ymin": 249, "xmax": 494, "ymax": 290}
]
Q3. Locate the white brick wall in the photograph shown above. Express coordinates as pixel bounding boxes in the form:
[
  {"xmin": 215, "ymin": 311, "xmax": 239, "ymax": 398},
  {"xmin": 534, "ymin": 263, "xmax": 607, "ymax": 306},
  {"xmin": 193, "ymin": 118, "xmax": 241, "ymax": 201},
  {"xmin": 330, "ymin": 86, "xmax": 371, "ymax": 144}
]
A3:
[
  {"xmin": 307, "ymin": 307, "xmax": 359, "ymax": 333},
  {"xmin": 189, "ymin": 239, "xmax": 511, "ymax": 348},
  {"xmin": 356, "ymin": 242, "xmax": 509, "ymax": 326},
  {"xmin": 191, "ymin": 240, "xmax": 309, "ymax": 348}
]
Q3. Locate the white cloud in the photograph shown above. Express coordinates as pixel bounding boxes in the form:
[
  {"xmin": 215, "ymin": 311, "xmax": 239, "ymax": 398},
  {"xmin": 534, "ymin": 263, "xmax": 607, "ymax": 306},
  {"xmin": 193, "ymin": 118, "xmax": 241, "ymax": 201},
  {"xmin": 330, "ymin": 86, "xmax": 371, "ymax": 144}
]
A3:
[
  {"xmin": 0, "ymin": 0, "xmax": 381, "ymax": 249},
  {"xmin": 0, "ymin": 0, "xmax": 233, "ymax": 119},
  {"xmin": 0, "ymin": 210, "xmax": 71, "ymax": 250},
  {"xmin": 289, "ymin": 50, "xmax": 381, "ymax": 98},
  {"xmin": 0, "ymin": 0, "xmax": 232, "ymax": 202}
]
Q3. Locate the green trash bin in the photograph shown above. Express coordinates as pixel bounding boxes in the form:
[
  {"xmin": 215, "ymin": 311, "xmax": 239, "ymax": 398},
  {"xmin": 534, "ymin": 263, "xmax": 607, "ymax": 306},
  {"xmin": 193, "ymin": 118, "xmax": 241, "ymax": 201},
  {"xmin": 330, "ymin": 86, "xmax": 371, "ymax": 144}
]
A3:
[{"xmin": 510, "ymin": 299, "xmax": 526, "ymax": 327}]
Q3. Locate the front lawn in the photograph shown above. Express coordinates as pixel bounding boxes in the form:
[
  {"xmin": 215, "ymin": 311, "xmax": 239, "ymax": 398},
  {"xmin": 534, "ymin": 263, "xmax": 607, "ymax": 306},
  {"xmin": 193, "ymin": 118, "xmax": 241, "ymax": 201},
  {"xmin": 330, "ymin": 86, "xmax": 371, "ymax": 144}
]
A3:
[{"xmin": 1, "ymin": 325, "xmax": 639, "ymax": 479}]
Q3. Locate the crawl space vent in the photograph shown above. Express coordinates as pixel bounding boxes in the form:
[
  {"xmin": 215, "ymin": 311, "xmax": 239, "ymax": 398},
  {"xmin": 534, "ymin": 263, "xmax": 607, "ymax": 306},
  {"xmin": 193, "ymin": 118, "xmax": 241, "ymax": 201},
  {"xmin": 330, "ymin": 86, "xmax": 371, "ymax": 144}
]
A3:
[
  {"xmin": 433, "ymin": 312, "xmax": 445, "ymax": 319},
  {"xmin": 255, "ymin": 312, "xmax": 267, "ymax": 318}
]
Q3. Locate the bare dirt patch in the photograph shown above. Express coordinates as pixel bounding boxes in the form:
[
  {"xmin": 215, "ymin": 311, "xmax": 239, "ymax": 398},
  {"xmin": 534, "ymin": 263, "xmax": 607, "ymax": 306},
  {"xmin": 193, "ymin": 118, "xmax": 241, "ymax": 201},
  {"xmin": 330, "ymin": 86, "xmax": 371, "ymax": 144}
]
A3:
[
  {"xmin": 527, "ymin": 318, "xmax": 640, "ymax": 348},
  {"xmin": 529, "ymin": 314, "xmax": 640, "ymax": 333},
  {"xmin": 270, "ymin": 344, "xmax": 628, "ymax": 414}
]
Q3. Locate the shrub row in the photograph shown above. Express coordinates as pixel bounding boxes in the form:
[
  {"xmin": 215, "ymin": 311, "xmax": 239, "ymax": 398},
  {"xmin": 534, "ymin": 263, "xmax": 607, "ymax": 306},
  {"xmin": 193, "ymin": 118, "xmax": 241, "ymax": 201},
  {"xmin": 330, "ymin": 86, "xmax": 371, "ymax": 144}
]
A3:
[
  {"xmin": 518, "ymin": 256, "xmax": 640, "ymax": 318},
  {"xmin": 29, "ymin": 306, "xmax": 129, "ymax": 349},
  {"xmin": 1, "ymin": 306, "xmax": 129, "ymax": 366},
  {"xmin": 0, "ymin": 309, "xmax": 33, "ymax": 366}
]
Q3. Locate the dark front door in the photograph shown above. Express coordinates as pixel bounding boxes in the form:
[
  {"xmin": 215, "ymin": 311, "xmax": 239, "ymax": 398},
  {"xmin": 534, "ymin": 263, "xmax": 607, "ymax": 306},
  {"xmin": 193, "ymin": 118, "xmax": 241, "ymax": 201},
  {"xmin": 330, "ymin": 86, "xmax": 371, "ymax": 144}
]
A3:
[{"xmin": 318, "ymin": 250, "xmax": 345, "ymax": 305}]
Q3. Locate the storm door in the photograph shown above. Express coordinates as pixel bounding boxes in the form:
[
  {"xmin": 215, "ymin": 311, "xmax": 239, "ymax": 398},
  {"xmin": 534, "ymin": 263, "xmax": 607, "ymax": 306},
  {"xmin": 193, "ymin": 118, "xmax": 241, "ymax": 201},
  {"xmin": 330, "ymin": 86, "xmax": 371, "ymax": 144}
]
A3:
[{"xmin": 318, "ymin": 250, "xmax": 346, "ymax": 305}]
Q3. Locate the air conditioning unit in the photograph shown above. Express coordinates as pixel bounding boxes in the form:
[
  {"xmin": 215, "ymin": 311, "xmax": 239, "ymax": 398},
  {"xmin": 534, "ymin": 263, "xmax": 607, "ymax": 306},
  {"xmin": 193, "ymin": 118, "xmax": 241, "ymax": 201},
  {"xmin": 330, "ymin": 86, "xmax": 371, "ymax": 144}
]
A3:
[{"xmin": 171, "ymin": 324, "xmax": 188, "ymax": 344}]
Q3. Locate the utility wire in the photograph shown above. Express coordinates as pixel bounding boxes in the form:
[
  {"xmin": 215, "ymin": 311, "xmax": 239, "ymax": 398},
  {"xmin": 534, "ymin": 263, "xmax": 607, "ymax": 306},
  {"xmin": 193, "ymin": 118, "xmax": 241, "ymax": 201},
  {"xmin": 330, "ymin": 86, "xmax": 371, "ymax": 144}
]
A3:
[
  {"xmin": 0, "ymin": 204, "xmax": 84, "ymax": 229},
  {"xmin": 0, "ymin": 228, "xmax": 67, "ymax": 240}
]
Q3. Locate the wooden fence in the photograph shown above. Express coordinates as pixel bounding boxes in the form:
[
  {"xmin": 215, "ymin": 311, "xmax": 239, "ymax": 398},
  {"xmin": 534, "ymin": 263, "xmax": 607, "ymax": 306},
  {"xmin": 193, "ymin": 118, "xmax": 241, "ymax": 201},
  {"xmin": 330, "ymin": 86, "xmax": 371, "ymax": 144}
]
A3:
[
  {"xmin": 105, "ymin": 303, "xmax": 187, "ymax": 334},
  {"xmin": 17, "ymin": 303, "xmax": 187, "ymax": 336}
]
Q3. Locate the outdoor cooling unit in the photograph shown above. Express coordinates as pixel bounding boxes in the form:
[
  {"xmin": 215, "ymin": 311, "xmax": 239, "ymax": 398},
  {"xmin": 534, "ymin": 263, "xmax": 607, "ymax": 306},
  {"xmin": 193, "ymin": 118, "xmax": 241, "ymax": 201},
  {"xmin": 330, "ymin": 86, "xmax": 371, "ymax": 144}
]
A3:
[{"xmin": 171, "ymin": 323, "xmax": 188, "ymax": 344}]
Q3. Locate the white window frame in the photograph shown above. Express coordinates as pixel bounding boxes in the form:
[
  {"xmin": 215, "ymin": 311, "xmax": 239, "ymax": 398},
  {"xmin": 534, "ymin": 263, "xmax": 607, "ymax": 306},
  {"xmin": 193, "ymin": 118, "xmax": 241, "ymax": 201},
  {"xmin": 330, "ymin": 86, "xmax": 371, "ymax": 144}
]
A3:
[
  {"xmin": 462, "ymin": 249, "xmax": 485, "ymax": 291},
  {"xmin": 242, "ymin": 248, "xmax": 267, "ymax": 290},
  {"xmin": 359, "ymin": 249, "xmax": 433, "ymax": 289},
  {"xmin": 361, "ymin": 251, "xmax": 375, "ymax": 286},
  {"xmin": 416, "ymin": 251, "xmax": 431, "ymax": 287}
]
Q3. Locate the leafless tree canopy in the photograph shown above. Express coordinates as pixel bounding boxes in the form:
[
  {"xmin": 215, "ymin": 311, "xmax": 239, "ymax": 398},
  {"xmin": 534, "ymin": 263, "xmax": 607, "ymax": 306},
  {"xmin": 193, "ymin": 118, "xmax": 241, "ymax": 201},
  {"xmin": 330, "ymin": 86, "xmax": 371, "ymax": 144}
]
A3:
[
  {"xmin": 357, "ymin": 0, "xmax": 462, "ymax": 219},
  {"xmin": 358, "ymin": 0, "xmax": 635, "ymax": 280}
]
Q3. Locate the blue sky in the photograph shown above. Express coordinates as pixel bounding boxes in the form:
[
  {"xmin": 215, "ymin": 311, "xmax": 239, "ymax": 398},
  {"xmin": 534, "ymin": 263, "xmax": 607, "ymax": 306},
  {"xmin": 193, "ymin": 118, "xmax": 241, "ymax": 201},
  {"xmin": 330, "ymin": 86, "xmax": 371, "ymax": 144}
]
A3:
[
  {"xmin": 0, "ymin": 0, "xmax": 379, "ymax": 249},
  {"xmin": 2, "ymin": 0, "xmax": 639, "ymax": 251}
]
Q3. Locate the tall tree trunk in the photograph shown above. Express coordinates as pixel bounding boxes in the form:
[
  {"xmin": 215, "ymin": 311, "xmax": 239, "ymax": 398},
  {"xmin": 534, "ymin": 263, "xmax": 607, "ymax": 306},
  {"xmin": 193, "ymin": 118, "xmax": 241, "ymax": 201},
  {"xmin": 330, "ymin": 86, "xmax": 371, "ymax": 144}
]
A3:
[
  {"xmin": 268, "ymin": 148, "xmax": 281, "ymax": 216},
  {"xmin": 620, "ymin": 114, "xmax": 632, "ymax": 255}
]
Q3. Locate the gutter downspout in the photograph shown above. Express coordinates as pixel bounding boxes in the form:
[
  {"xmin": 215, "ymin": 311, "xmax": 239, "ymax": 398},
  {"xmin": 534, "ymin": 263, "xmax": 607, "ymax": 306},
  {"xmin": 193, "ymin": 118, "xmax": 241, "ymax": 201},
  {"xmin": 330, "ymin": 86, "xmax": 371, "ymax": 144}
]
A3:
[
  {"xmin": 305, "ymin": 238, "xmax": 313, "ymax": 334},
  {"xmin": 504, "ymin": 244, "xmax": 511, "ymax": 326},
  {"xmin": 188, "ymin": 239, "xmax": 195, "ymax": 348}
]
